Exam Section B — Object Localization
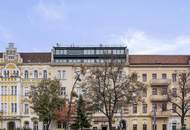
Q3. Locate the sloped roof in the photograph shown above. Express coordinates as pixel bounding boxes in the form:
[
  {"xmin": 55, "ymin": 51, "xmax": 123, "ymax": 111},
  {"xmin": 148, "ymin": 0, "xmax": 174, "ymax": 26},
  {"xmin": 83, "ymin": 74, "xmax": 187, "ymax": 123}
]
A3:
[
  {"xmin": 129, "ymin": 55, "xmax": 190, "ymax": 65},
  {"xmin": 20, "ymin": 53, "xmax": 51, "ymax": 63},
  {"xmin": 0, "ymin": 53, "xmax": 2, "ymax": 58}
]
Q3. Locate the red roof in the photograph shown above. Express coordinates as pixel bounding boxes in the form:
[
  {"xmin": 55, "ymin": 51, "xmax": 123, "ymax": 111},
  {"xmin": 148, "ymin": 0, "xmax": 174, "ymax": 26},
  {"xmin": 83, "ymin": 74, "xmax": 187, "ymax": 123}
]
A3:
[
  {"xmin": 129, "ymin": 55, "xmax": 190, "ymax": 65},
  {"xmin": 20, "ymin": 53, "xmax": 51, "ymax": 63}
]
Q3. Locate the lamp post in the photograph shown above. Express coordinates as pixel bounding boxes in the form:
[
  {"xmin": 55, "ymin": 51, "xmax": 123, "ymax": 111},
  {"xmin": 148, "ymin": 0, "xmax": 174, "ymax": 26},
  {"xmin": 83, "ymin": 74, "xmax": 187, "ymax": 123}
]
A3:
[{"xmin": 152, "ymin": 106, "xmax": 156, "ymax": 130}]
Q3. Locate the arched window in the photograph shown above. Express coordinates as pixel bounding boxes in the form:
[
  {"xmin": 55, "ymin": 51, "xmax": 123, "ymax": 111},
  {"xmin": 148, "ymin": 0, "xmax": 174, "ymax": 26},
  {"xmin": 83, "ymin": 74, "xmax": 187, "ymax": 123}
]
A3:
[
  {"xmin": 13, "ymin": 70, "xmax": 19, "ymax": 77},
  {"xmin": 43, "ymin": 70, "xmax": 47, "ymax": 79},
  {"xmin": 4, "ymin": 70, "xmax": 9, "ymax": 78},
  {"xmin": 24, "ymin": 70, "xmax": 29, "ymax": 79},
  {"xmin": 34, "ymin": 70, "xmax": 38, "ymax": 79},
  {"xmin": 16, "ymin": 70, "xmax": 19, "ymax": 77}
]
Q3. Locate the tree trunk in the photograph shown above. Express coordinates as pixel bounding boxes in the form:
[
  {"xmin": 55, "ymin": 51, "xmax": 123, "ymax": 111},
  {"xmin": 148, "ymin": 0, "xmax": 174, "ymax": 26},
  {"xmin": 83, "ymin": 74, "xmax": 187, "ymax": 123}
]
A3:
[
  {"xmin": 181, "ymin": 116, "xmax": 186, "ymax": 130},
  {"xmin": 108, "ymin": 118, "xmax": 112, "ymax": 130}
]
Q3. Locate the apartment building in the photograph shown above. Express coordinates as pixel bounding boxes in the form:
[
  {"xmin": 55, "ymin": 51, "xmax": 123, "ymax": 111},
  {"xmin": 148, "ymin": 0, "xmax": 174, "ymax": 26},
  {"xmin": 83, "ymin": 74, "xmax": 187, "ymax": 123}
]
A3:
[{"xmin": 0, "ymin": 43, "xmax": 190, "ymax": 130}]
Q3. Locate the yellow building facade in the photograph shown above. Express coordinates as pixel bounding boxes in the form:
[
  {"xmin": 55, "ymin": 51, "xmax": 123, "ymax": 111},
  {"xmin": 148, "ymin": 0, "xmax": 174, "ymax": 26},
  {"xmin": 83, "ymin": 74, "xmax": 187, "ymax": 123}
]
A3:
[{"xmin": 0, "ymin": 43, "xmax": 190, "ymax": 130}]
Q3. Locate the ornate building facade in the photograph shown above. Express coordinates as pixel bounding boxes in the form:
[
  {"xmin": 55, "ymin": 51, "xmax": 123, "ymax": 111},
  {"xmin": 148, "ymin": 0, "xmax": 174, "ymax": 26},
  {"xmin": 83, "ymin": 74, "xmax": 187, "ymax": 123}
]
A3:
[{"xmin": 0, "ymin": 43, "xmax": 190, "ymax": 130}]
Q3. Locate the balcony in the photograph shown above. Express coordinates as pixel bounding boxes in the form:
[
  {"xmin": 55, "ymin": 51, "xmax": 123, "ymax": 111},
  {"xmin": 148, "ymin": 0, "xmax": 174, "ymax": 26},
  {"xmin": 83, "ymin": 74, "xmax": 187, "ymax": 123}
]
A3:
[
  {"xmin": 151, "ymin": 111, "xmax": 170, "ymax": 118},
  {"xmin": 150, "ymin": 95, "xmax": 168, "ymax": 102},
  {"xmin": 150, "ymin": 79, "xmax": 171, "ymax": 86}
]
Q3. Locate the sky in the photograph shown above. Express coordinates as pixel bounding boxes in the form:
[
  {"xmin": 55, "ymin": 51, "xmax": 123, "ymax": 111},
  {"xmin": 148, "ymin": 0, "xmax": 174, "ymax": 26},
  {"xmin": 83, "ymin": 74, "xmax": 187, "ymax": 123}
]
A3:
[{"xmin": 0, "ymin": 0, "xmax": 190, "ymax": 54}]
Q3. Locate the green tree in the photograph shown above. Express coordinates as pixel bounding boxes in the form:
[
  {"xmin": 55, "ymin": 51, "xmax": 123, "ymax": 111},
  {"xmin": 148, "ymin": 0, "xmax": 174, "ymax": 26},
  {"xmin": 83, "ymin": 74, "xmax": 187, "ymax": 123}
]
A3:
[
  {"xmin": 30, "ymin": 80, "xmax": 65, "ymax": 130},
  {"xmin": 73, "ymin": 95, "xmax": 91, "ymax": 130}
]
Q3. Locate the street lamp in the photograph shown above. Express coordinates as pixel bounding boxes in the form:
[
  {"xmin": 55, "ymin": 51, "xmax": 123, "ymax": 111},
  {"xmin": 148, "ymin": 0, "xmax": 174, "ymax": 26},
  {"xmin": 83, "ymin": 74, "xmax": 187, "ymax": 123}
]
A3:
[{"xmin": 152, "ymin": 106, "xmax": 156, "ymax": 130}]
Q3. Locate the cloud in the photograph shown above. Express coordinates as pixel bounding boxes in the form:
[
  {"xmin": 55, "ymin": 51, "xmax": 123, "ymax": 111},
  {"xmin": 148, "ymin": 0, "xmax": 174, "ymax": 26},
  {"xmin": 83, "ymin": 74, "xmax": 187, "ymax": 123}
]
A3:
[
  {"xmin": 28, "ymin": 0, "xmax": 65, "ymax": 23},
  {"xmin": 112, "ymin": 30, "xmax": 190, "ymax": 54}
]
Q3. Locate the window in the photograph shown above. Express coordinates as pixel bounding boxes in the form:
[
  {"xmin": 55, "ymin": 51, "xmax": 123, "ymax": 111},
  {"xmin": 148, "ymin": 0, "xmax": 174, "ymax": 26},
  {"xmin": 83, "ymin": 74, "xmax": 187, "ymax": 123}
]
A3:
[
  {"xmin": 60, "ymin": 87, "xmax": 66, "ymax": 96},
  {"xmin": 84, "ymin": 49, "xmax": 95, "ymax": 55},
  {"xmin": 161, "ymin": 87, "xmax": 167, "ymax": 95},
  {"xmin": 4, "ymin": 86, "xmax": 7, "ymax": 95},
  {"xmin": 57, "ymin": 70, "xmax": 66, "ymax": 79},
  {"xmin": 133, "ymin": 104, "xmax": 137, "ymax": 113},
  {"xmin": 162, "ymin": 124, "xmax": 167, "ymax": 130},
  {"xmin": 152, "ymin": 103, "xmax": 157, "ymax": 112},
  {"xmin": 57, "ymin": 70, "xmax": 61, "ymax": 79},
  {"xmin": 24, "ymin": 88, "xmax": 29, "ymax": 97},
  {"xmin": 1, "ymin": 86, "xmax": 3, "ymax": 96},
  {"xmin": 142, "ymin": 74, "xmax": 147, "ymax": 82},
  {"xmin": 1, "ymin": 103, "xmax": 3, "ymax": 111},
  {"xmin": 172, "ymin": 88, "xmax": 177, "ymax": 97},
  {"xmin": 11, "ymin": 103, "xmax": 17, "ymax": 112},
  {"xmin": 43, "ymin": 70, "xmax": 47, "ymax": 79},
  {"xmin": 162, "ymin": 73, "xmax": 167, "ymax": 79},
  {"xmin": 172, "ymin": 104, "xmax": 176, "ymax": 113},
  {"xmin": 96, "ymin": 50, "xmax": 103, "ymax": 54},
  {"xmin": 5, "ymin": 103, "xmax": 7, "ymax": 113},
  {"xmin": 33, "ymin": 121, "xmax": 38, "ymax": 130},
  {"xmin": 162, "ymin": 103, "xmax": 167, "ymax": 111},
  {"xmin": 34, "ymin": 70, "xmax": 38, "ymax": 79},
  {"xmin": 24, "ymin": 70, "xmax": 29, "ymax": 79},
  {"xmin": 172, "ymin": 123, "xmax": 176, "ymax": 130},
  {"xmin": 24, "ymin": 104, "xmax": 29, "ymax": 114},
  {"xmin": 133, "ymin": 124, "xmax": 137, "ymax": 130},
  {"xmin": 11, "ymin": 86, "xmax": 14, "ymax": 95},
  {"xmin": 152, "ymin": 88, "xmax": 157, "ymax": 95},
  {"xmin": 62, "ymin": 70, "xmax": 65, "ymax": 79},
  {"xmin": 62, "ymin": 122, "xmax": 67, "ymax": 129},
  {"xmin": 142, "ymin": 104, "xmax": 147, "ymax": 113},
  {"xmin": 4, "ymin": 70, "xmax": 9, "ymax": 78},
  {"xmin": 57, "ymin": 122, "xmax": 62, "ymax": 128},
  {"xmin": 172, "ymin": 73, "xmax": 177, "ymax": 82},
  {"xmin": 143, "ymin": 124, "xmax": 147, "ymax": 130},
  {"xmin": 24, "ymin": 121, "xmax": 29, "ymax": 129},
  {"xmin": 11, "ymin": 86, "xmax": 17, "ymax": 95},
  {"xmin": 152, "ymin": 73, "xmax": 157, "ymax": 80}
]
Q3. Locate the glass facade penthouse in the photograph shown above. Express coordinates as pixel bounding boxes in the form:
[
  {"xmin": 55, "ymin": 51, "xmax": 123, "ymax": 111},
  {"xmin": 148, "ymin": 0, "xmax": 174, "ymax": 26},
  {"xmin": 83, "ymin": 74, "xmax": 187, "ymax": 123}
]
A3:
[{"xmin": 52, "ymin": 46, "xmax": 128, "ymax": 64}]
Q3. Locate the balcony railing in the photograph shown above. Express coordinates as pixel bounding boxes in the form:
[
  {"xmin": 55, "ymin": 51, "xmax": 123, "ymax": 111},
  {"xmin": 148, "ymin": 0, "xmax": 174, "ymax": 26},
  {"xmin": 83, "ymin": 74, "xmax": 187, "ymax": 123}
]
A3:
[
  {"xmin": 150, "ymin": 95, "xmax": 168, "ymax": 102},
  {"xmin": 150, "ymin": 79, "xmax": 171, "ymax": 86},
  {"xmin": 150, "ymin": 111, "xmax": 170, "ymax": 118}
]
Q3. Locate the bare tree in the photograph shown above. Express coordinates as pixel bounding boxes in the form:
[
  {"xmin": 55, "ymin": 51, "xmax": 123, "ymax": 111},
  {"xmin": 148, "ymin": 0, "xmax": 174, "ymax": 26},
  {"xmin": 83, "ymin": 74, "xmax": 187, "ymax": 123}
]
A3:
[
  {"xmin": 82, "ymin": 60, "xmax": 146, "ymax": 130},
  {"xmin": 168, "ymin": 72, "xmax": 190, "ymax": 130}
]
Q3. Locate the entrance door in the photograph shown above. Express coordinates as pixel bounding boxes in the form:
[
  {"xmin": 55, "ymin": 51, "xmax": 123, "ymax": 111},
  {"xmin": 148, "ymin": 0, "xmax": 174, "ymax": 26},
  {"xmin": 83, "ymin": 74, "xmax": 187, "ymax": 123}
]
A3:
[
  {"xmin": 102, "ymin": 126, "xmax": 107, "ymax": 130},
  {"xmin": 8, "ymin": 122, "xmax": 15, "ymax": 130}
]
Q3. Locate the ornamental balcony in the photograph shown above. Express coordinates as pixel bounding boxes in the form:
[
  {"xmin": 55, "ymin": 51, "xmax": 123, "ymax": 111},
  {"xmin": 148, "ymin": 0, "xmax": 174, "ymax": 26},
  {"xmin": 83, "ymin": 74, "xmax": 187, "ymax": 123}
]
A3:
[
  {"xmin": 150, "ymin": 95, "xmax": 168, "ymax": 102},
  {"xmin": 150, "ymin": 79, "xmax": 171, "ymax": 86}
]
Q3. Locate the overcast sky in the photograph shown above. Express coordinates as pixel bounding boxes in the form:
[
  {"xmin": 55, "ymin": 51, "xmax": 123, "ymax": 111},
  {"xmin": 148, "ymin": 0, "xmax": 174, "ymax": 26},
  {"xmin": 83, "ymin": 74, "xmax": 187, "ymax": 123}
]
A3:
[{"xmin": 0, "ymin": 0, "xmax": 190, "ymax": 54}]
